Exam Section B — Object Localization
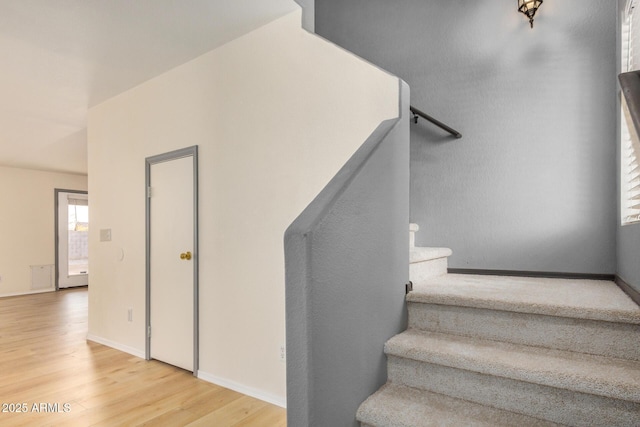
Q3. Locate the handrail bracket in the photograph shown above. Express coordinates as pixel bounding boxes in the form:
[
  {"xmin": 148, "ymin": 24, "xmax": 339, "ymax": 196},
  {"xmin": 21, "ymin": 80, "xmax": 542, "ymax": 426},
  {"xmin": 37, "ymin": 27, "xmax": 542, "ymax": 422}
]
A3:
[{"xmin": 410, "ymin": 105, "xmax": 462, "ymax": 139}]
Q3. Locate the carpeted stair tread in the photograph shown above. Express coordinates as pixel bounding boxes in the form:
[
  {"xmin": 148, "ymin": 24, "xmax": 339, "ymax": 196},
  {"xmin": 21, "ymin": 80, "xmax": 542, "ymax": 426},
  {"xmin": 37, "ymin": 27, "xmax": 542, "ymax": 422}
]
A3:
[
  {"xmin": 357, "ymin": 383, "xmax": 562, "ymax": 427},
  {"xmin": 386, "ymin": 329, "xmax": 640, "ymax": 403},
  {"xmin": 409, "ymin": 274, "xmax": 640, "ymax": 324},
  {"xmin": 410, "ymin": 247, "xmax": 452, "ymax": 264},
  {"xmin": 407, "ymin": 300, "xmax": 640, "ymax": 361}
]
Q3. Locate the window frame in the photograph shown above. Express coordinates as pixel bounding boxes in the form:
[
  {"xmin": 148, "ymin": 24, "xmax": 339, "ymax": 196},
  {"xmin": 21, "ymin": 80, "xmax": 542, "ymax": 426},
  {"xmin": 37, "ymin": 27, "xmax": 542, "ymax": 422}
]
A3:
[{"xmin": 620, "ymin": 0, "xmax": 640, "ymax": 225}]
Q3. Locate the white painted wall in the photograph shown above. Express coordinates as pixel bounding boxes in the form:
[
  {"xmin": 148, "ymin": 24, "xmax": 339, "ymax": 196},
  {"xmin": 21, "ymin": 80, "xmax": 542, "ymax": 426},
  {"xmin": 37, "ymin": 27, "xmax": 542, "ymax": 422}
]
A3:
[
  {"xmin": 87, "ymin": 9, "xmax": 398, "ymax": 405},
  {"xmin": 0, "ymin": 166, "xmax": 87, "ymax": 297}
]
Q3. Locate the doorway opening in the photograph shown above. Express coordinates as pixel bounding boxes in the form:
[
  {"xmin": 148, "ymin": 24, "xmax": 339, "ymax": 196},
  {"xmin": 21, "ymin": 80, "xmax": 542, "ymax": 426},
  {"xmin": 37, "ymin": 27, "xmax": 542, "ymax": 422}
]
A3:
[
  {"xmin": 55, "ymin": 189, "xmax": 89, "ymax": 289},
  {"xmin": 145, "ymin": 146, "xmax": 199, "ymax": 374}
]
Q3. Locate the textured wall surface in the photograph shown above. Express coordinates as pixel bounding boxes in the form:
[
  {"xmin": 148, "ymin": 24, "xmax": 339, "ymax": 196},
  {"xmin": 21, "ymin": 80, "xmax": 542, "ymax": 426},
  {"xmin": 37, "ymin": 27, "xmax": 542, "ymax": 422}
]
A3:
[
  {"xmin": 285, "ymin": 82, "xmax": 409, "ymax": 427},
  {"xmin": 317, "ymin": 0, "xmax": 617, "ymax": 275}
]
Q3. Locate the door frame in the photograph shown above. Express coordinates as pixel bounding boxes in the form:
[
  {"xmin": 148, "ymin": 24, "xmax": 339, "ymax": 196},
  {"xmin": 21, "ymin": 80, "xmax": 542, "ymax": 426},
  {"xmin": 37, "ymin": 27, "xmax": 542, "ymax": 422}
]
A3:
[
  {"xmin": 54, "ymin": 188, "xmax": 88, "ymax": 291},
  {"xmin": 145, "ymin": 145, "xmax": 199, "ymax": 374}
]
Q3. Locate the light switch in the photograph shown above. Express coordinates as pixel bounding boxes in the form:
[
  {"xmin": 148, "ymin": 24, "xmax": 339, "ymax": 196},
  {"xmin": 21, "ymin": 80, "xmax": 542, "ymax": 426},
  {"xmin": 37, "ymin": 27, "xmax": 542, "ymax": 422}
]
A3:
[{"xmin": 100, "ymin": 229, "xmax": 112, "ymax": 242}]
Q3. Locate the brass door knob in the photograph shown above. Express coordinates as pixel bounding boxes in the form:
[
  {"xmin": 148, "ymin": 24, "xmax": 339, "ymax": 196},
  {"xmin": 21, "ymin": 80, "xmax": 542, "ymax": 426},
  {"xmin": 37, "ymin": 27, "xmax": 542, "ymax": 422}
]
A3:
[{"xmin": 180, "ymin": 251, "xmax": 192, "ymax": 260}]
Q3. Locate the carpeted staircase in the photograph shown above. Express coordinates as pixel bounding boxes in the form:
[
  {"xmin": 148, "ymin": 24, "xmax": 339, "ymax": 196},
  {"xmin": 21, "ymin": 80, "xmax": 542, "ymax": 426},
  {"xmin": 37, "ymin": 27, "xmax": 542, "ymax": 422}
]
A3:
[{"xmin": 357, "ymin": 225, "xmax": 640, "ymax": 427}]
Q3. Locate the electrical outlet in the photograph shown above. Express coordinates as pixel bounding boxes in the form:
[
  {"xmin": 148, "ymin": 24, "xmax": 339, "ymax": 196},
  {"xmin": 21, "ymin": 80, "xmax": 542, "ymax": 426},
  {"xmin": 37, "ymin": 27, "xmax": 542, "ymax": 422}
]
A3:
[
  {"xmin": 279, "ymin": 345, "xmax": 285, "ymax": 363},
  {"xmin": 127, "ymin": 308, "xmax": 133, "ymax": 322},
  {"xmin": 0, "ymin": 275, "xmax": 3, "ymax": 283}
]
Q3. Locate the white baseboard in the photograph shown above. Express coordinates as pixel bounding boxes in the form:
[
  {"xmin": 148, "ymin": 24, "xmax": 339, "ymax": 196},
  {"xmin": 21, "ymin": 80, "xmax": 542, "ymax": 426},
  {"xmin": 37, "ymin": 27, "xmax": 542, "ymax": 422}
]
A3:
[
  {"xmin": 0, "ymin": 288, "xmax": 55, "ymax": 299},
  {"xmin": 197, "ymin": 370, "xmax": 286, "ymax": 408},
  {"xmin": 83, "ymin": 338, "xmax": 285, "ymax": 408},
  {"xmin": 86, "ymin": 334, "xmax": 146, "ymax": 359}
]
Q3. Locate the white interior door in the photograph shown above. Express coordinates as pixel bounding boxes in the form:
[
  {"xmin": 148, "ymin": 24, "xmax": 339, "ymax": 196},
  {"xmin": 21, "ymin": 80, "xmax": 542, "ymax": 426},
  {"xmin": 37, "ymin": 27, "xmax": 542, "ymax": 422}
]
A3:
[
  {"xmin": 57, "ymin": 191, "xmax": 89, "ymax": 289},
  {"xmin": 148, "ymin": 154, "xmax": 196, "ymax": 372}
]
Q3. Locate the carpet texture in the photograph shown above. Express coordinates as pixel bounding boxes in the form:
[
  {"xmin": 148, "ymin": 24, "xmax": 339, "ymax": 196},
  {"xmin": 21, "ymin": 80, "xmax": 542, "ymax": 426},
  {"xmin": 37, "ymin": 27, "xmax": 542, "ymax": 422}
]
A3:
[
  {"xmin": 386, "ymin": 329, "xmax": 640, "ymax": 402},
  {"xmin": 357, "ymin": 384, "xmax": 563, "ymax": 427},
  {"xmin": 409, "ymin": 274, "xmax": 640, "ymax": 324},
  {"xmin": 408, "ymin": 302, "xmax": 640, "ymax": 360},
  {"xmin": 358, "ymin": 273, "xmax": 640, "ymax": 427}
]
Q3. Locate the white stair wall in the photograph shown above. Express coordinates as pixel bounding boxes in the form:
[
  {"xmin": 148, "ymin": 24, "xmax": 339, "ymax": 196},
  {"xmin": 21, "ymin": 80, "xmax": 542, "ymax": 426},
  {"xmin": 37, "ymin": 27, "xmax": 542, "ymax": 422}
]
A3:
[{"xmin": 409, "ymin": 223, "xmax": 452, "ymax": 281}]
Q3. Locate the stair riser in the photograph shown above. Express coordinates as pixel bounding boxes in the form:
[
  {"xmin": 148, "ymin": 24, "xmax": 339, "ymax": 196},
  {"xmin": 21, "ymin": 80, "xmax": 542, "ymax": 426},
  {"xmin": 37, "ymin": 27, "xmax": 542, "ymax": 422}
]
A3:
[
  {"xmin": 408, "ymin": 302, "xmax": 640, "ymax": 361},
  {"xmin": 410, "ymin": 258, "xmax": 447, "ymax": 282},
  {"xmin": 388, "ymin": 356, "xmax": 640, "ymax": 427},
  {"xmin": 358, "ymin": 384, "xmax": 565, "ymax": 427}
]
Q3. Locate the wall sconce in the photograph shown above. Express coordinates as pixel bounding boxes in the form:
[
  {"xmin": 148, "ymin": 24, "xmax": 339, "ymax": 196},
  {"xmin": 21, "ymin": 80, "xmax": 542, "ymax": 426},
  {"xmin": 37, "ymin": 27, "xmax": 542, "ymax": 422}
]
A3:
[{"xmin": 518, "ymin": 0, "xmax": 543, "ymax": 28}]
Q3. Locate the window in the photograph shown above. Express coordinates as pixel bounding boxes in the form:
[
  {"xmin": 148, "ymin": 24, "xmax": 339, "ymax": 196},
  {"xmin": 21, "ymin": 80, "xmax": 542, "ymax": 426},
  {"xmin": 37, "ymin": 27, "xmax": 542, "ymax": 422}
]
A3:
[{"xmin": 621, "ymin": 0, "xmax": 640, "ymax": 224}]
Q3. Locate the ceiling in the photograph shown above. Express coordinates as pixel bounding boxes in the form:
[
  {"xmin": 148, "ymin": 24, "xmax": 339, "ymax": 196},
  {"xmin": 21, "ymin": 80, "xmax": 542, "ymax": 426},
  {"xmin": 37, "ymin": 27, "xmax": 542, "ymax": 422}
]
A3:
[{"xmin": 0, "ymin": 0, "xmax": 299, "ymax": 175}]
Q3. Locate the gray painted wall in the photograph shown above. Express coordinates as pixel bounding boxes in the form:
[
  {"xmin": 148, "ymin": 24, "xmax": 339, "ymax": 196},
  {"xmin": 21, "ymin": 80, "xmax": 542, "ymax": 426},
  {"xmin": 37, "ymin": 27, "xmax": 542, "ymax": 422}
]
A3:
[
  {"xmin": 617, "ymin": 0, "xmax": 640, "ymax": 294},
  {"xmin": 294, "ymin": 0, "xmax": 314, "ymax": 32},
  {"xmin": 285, "ymin": 82, "xmax": 409, "ymax": 426},
  {"xmin": 317, "ymin": 0, "xmax": 617, "ymax": 275}
]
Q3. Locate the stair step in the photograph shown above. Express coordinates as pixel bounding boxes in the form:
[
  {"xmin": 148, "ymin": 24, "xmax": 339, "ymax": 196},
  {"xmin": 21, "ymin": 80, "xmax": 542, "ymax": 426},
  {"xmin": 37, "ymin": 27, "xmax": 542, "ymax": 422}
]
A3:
[
  {"xmin": 410, "ymin": 247, "xmax": 452, "ymax": 263},
  {"xmin": 386, "ymin": 330, "xmax": 640, "ymax": 426},
  {"xmin": 408, "ymin": 301, "xmax": 640, "ymax": 361},
  {"xmin": 408, "ymin": 274, "xmax": 640, "ymax": 360},
  {"xmin": 386, "ymin": 329, "xmax": 640, "ymax": 402},
  {"xmin": 409, "ymin": 247, "xmax": 452, "ymax": 281},
  {"xmin": 357, "ymin": 383, "xmax": 561, "ymax": 427},
  {"xmin": 409, "ymin": 274, "xmax": 640, "ymax": 324},
  {"xmin": 362, "ymin": 273, "xmax": 640, "ymax": 426}
]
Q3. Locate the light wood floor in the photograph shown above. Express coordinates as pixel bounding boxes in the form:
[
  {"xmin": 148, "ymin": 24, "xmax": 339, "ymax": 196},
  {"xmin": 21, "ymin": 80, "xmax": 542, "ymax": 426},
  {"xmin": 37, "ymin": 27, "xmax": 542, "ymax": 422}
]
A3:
[{"xmin": 0, "ymin": 288, "xmax": 286, "ymax": 426}]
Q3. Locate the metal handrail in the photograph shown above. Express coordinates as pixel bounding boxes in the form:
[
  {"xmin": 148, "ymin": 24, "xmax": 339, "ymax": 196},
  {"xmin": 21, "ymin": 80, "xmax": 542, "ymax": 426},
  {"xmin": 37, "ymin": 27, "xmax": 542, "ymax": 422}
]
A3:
[{"xmin": 410, "ymin": 105, "xmax": 462, "ymax": 138}]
